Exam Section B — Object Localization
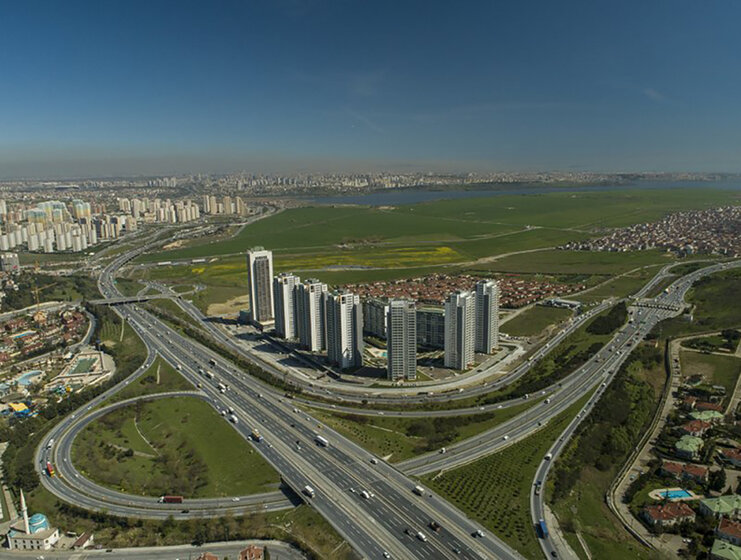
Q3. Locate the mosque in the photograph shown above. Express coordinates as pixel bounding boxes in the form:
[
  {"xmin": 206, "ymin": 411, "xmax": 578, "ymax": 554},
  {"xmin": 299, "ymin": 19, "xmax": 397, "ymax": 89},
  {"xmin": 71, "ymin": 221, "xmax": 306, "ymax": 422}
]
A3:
[{"xmin": 5, "ymin": 490, "xmax": 59, "ymax": 550}]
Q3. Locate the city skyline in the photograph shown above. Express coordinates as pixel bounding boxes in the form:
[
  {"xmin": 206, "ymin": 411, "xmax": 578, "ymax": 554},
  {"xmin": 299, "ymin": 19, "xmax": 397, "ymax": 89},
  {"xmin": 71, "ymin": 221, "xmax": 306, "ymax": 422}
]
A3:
[{"xmin": 2, "ymin": 1, "xmax": 741, "ymax": 177}]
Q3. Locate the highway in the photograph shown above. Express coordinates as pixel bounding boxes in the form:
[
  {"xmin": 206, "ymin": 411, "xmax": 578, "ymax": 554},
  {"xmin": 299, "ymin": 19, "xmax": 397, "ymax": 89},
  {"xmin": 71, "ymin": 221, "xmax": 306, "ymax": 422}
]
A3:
[
  {"xmin": 40, "ymin": 241, "xmax": 527, "ymax": 560},
  {"xmin": 532, "ymin": 259, "xmax": 741, "ymax": 560},
  {"xmin": 0, "ymin": 539, "xmax": 303, "ymax": 560}
]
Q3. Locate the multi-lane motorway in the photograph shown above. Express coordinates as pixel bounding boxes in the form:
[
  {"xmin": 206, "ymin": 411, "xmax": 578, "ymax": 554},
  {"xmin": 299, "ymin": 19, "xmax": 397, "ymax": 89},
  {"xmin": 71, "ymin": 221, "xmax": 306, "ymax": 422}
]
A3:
[{"xmin": 35, "ymin": 229, "xmax": 741, "ymax": 560}]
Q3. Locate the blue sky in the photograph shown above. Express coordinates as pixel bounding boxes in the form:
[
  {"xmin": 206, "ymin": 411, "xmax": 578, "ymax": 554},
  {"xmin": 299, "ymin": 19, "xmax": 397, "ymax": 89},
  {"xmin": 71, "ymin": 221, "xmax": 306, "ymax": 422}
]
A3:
[{"xmin": 1, "ymin": 0, "xmax": 740, "ymax": 177}]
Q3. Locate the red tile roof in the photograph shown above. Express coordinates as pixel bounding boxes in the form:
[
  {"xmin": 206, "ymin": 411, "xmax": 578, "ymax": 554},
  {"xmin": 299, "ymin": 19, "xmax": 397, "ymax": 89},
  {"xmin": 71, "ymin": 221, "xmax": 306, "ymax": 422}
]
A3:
[
  {"xmin": 644, "ymin": 502, "xmax": 695, "ymax": 522},
  {"xmin": 719, "ymin": 518, "xmax": 741, "ymax": 540}
]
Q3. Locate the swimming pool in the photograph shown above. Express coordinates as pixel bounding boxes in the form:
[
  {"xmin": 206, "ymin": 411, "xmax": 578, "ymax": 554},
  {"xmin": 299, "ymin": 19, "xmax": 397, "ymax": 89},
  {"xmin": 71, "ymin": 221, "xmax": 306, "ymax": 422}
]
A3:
[
  {"xmin": 659, "ymin": 489, "xmax": 693, "ymax": 500},
  {"xmin": 0, "ymin": 370, "xmax": 43, "ymax": 391}
]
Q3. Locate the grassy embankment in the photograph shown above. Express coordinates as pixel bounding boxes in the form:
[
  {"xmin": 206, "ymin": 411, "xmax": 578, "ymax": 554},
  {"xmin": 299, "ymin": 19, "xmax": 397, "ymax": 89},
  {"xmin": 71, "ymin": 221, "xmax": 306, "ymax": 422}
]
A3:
[
  {"xmin": 72, "ymin": 396, "xmax": 279, "ymax": 498},
  {"xmin": 502, "ymin": 306, "xmax": 573, "ymax": 338},
  {"xmin": 109, "ymin": 356, "xmax": 194, "ymax": 402},
  {"xmin": 312, "ymin": 398, "xmax": 541, "ymax": 463}
]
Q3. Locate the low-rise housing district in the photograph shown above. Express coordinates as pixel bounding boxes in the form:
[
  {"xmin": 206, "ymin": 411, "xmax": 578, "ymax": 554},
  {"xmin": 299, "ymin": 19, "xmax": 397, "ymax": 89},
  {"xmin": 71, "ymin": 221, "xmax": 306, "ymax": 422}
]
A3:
[{"xmin": 561, "ymin": 206, "xmax": 741, "ymax": 257}]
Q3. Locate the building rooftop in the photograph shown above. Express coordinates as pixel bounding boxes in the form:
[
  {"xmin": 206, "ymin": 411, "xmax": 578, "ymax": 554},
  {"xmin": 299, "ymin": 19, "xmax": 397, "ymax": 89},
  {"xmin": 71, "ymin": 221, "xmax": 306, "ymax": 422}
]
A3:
[
  {"xmin": 702, "ymin": 495, "xmax": 741, "ymax": 515},
  {"xmin": 675, "ymin": 435, "xmax": 704, "ymax": 453},
  {"xmin": 643, "ymin": 501, "xmax": 695, "ymax": 521},
  {"xmin": 691, "ymin": 410, "xmax": 724, "ymax": 422},
  {"xmin": 712, "ymin": 539, "xmax": 741, "ymax": 560},
  {"xmin": 719, "ymin": 518, "xmax": 741, "ymax": 542}
]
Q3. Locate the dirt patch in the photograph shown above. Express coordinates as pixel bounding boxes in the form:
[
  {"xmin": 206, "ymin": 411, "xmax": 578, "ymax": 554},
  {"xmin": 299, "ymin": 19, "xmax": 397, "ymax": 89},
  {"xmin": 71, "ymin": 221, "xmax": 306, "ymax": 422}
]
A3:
[
  {"xmin": 162, "ymin": 240, "xmax": 186, "ymax": 250},
  {"xmin": 207, "ymin": 294, "xmax": 250, "ymax": 317}
]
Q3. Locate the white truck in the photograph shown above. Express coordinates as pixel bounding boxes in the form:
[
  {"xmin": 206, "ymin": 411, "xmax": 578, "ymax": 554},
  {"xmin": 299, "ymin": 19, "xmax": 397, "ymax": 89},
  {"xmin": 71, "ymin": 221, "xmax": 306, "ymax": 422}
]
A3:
[
  {"xmin": 413, "ymin": 485, "xmax": 425, "ymax": 496},
  {"xmin": 315, "ymin": 435, "xmax": 329, "ymax": 447},
  {"xmin": 303, "ymin": 485, "xmax": 315, "ymax": 498}
]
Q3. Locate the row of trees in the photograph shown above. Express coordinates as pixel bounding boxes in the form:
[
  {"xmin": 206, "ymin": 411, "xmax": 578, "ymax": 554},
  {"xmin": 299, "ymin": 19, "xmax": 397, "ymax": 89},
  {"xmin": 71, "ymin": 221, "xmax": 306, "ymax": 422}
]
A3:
[{"xmin": 586, "ymin": 301, "xmax": 628, "ymax": 335}]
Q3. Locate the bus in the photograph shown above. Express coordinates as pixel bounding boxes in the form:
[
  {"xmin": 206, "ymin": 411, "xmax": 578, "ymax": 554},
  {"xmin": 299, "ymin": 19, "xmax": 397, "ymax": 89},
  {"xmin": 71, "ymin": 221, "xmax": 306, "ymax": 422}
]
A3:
[{"xmin": 537, "ymin": 519, "xmax": 549, "ymax": 538}]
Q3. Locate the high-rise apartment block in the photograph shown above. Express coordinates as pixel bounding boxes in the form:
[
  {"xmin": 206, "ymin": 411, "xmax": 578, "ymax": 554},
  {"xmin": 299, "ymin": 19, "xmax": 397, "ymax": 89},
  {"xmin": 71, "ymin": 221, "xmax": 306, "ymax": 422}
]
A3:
[
  {"xmin": 386, "ymin": 299, "xmax": 417, "ymax": 381},
  {"xmin": 444, "ymin": 291, "xmax": 475, "ymax": 370},
  {"xmin": 416, "ymin": 306, "xmax": 445, "ymax": 349},
  {"xmin": 296, "ymin": 279, "xmax": 327, "ymax": 351},
  {"xmin": 362, "ymin": 298, "xmax": 388, "ymax": 339},
  {"xmin": 475, "ymin": 279, "xmax": 499, "ymax": 353},
  {"xmin": 273, "ymin": 272, "xmax": 300, "ymax": 339},
  {"xmin": 325, "ymin": 291, "xmax": 364, "ymax": 369},
  {"xmin": 246, "ymin": 247, "xmax": 274, "ymax": 324}
]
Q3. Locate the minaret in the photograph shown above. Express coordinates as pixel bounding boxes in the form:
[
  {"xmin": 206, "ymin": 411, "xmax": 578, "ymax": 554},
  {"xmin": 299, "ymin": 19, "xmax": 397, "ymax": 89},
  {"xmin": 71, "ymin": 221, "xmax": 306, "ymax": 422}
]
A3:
[{"xmin": 20, "ymin": 489, "xmax": 29, "ymax": 534}]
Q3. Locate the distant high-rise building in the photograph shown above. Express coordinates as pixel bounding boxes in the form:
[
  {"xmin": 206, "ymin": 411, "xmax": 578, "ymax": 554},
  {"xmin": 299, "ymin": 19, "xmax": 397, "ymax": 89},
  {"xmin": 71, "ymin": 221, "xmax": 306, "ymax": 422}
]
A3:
[
  {"xmin": 273, "ymin": 272, "xmax": 300, "ymax": 339},
  {"xmin": 246, "ymin": 247, "xmax": 274, "ymax": 324},
  {"xmin": 444, "ymin": 291, "xmax": 475, "ymax": 370},
  {"xmin": 325, "ymin": 291, "xmax": 364, "ymax": 369},
  {"xmin": 475, "ymin": 279, "xmax": 499, "ymax": 353},
  {"xmin": 386, "ymin": 299, "xmax": 417, "ymax": 381},
  {"xmin": 296, "ymin": 278, "xmax": 327, "ymax": 351}
]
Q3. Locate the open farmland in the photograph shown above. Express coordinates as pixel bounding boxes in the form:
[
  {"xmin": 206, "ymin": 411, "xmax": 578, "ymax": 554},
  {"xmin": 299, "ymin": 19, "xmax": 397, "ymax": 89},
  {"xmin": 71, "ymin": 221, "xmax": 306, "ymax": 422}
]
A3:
[{"xmin": 139, "ymin": 188, "xmax": 738, "ymax": 265}]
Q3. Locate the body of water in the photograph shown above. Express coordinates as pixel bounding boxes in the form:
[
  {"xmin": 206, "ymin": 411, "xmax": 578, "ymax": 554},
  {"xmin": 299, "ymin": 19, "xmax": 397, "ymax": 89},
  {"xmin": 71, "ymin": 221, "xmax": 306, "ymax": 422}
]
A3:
[{"xmin": 304, "ymin": 179, "xmax": 741, "ymax": 206}]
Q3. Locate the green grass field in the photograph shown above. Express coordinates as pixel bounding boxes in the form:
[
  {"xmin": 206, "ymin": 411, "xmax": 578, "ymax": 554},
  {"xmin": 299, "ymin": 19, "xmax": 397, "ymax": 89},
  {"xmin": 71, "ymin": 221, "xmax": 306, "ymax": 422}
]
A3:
[
  {"xmin": 502, "ymin": 306, "xmax": 573, "ymax": 337},
  {"xmin": 477, "ymin": 248, "xmax": 676, "ymax": 275},
  {"xmin": 111, "ymin": 357, "xmax": 194, "ymax": 402},
  {"xmin": 139, "ymin": 188, "xmax": 737, "ymax": 266},
  {"xmin": 72, "ymin": 396, "xmax": 279, "ymax": 498},
  {"xmin": 679, "ymin": 351, "xmax": 741, "ymax": 399},
  {"xmin": 575, "ymin": 266, "xmax": 664, "ymax": 303},
  {"xmin": 423, "ymin": 392, "xmax": 592, "ymax": 560},
  {"xmin": 98, "ymin": 317, "xmax": 148, "ymax": 378},
  {"xmin": 115, "ymin": 278, "xmax": 143, "ymax": 297},
  {"xmin": 311, "ymin": 398, "xmax": 540, "ymax": 463}
]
